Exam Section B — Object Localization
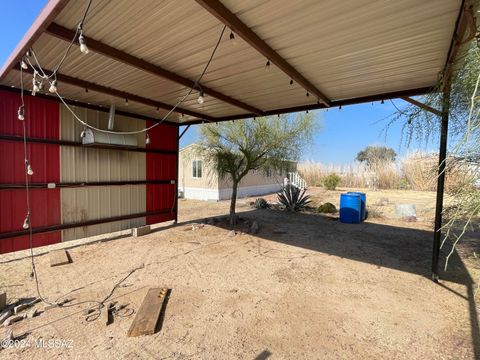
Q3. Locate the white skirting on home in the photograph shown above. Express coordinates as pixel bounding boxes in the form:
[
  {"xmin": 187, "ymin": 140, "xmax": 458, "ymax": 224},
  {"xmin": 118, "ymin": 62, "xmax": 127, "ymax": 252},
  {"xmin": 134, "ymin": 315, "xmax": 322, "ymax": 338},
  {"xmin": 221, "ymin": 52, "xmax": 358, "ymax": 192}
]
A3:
[
  {"xmin": 181, "ymin": 187, "xmax": 220, "ymax": 201},
  {"xmin": 180, "ymin": 183, "xmax": 282, "ymax": 201},
  {"xmin": 218, "ymin": 183, "xmax": 282, "ymax": 200}
]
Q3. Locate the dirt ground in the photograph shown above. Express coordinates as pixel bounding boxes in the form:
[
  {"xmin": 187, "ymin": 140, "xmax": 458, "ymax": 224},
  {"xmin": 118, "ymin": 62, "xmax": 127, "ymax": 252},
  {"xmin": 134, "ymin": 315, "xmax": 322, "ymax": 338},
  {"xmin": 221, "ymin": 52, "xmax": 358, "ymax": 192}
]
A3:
[{"xmin": 0, "ymin": 187, "xmax": 479, "ymax": 359}]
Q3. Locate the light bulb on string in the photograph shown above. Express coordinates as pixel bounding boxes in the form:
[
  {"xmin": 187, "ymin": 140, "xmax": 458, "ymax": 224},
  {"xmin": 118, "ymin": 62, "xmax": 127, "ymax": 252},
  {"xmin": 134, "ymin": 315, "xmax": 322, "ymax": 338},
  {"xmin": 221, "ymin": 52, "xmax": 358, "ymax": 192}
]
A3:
[
  {"xmin": 32, "ymin": 80, "xmax": 39, "ymax": 96},
  {"xmin": 146, "ymin": 132, "xmax": 151, "ymax": 145},
  {"xmin": 229, "ymin": 31, "xmax": 237, "ymax": 45},
  {"xmin": 17, "ymin": 106, "xmax": 25, "ymax": 121},
  {"xmin": 21, "ymin": 59, "xmax": 28, "ymax": 70},
  {"xmin": 27, "ymin": 164, "xmax": 34, "ymax": 176},
  {"xmin": 49, "ymin": 80, "xmax": 57, "ymax": 93},
  {"xmin": 381, "ymin": 99, "xmax": 385, "ymax": 104},
  {"xmin": 78, "ymin": 33, "xmax": 89, "ymax": 54},
  {"xmin": 289, "ymin": 79, "xmax": 293, "ymax": 85},
  {"xmin": 22, "ymin": 214, "xmax": 30, "ymax": 230},
  {"xmin": 197, "ymin": 89, "xmax": 204, "ymax": 104},
  {"xmin": 339, "ymin": 105, "xmax": 342, "ymax": 110},
  {"xmin": 265, "ymin": 60, "xmax": 270, "ymax": 70},
  {"xmin": 306, "ymin": 92, "xmax": 310, "ymax": 97}
]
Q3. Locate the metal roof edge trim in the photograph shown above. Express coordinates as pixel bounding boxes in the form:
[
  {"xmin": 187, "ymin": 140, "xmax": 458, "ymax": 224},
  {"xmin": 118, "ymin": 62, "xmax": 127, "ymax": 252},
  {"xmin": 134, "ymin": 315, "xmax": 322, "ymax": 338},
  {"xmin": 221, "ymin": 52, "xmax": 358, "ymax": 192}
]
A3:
[
  {"xmin": 0, "ymin": 0, "xmax": 70, "ymax": 81},
  {"xmin": 182, "ymin": 86, "xmax": 435, "ymax": 125}
]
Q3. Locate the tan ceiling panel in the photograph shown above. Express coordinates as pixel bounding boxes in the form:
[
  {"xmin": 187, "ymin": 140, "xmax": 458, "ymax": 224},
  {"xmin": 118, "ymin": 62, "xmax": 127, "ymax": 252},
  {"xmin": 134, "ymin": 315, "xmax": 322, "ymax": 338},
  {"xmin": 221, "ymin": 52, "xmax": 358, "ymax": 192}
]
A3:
[{"xmin": 0, "ymin": 0, "xmax": 464, "ymax": 121}]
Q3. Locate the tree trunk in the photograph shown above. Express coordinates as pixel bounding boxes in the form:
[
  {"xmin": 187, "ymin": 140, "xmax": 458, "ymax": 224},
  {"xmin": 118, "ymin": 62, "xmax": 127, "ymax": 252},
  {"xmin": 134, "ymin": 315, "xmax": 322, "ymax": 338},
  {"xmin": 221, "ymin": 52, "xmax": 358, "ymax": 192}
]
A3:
[{"xmin": 229, "ymin": 180, "xmax": 238, "ymax": 227}]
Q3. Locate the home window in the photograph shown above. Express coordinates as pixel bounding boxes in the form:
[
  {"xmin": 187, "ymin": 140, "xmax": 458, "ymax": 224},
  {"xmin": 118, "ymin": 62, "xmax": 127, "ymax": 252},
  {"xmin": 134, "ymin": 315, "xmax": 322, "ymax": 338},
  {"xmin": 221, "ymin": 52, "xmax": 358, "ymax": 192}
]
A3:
[{"xmin": 192, "ymin": 160, "xmax": 203, "ymax": 178}]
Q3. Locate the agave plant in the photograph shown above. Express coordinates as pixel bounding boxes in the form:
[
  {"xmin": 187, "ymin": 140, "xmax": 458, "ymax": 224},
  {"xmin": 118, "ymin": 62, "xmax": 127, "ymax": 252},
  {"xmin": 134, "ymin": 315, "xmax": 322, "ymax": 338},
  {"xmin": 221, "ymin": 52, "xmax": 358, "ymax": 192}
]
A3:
[
  {"xmin": 277, "ymin": 184, "xmax": 311, "ymax": 211},
  {"xmin": 254, "ymin": 198, "xmax": 269, "ymax": 209}
]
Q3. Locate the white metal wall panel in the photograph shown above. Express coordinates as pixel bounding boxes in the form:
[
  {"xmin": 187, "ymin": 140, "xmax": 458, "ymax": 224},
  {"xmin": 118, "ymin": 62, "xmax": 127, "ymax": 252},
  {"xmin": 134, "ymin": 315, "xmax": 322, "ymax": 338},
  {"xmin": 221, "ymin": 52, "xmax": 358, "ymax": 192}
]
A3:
[{"xmin": 59, "ymin": 104, "xmax": 147, "ymax": 241}]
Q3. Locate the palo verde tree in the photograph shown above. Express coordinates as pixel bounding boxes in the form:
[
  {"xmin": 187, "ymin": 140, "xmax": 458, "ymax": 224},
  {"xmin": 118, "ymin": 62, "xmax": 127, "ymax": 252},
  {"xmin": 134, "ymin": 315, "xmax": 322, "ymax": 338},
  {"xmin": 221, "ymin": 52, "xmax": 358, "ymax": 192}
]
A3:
[
  {"xmin": 387, "ymin": 42, "xmax": 480, "ymax": 269},
  {"xmin": 197, "ymin": 114, "xmax": 318, "ymax": 225},
  {"xmin": 355, "ymin": 145, "xmax": 397, "ymax": 166}
]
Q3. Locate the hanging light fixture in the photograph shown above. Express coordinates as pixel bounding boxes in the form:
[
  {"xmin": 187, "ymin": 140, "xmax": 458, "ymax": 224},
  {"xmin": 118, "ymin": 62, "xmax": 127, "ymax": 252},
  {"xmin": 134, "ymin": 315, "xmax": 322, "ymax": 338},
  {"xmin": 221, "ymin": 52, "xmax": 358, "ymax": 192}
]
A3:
[
  {"xmin": 22, "ymin": 214, "xmax": 30, "ymax": 229},
  {"xmin": 229, "ymin": 30, "xmax": 237, "ymax": 45},
  {"xmin": 21, "ymin": 59, "xmax": 28, "ymax": 70},
  {"xmin": 145, "ymin": 132, "xmax": 151, "ymax": 145},
  {"xmin": 197, "ymin": 89, "xmax": 204, "ymax": 104},
  {"xmin": 26, "ymin": 162, "xmax": 34, "ymax": 176},
  {"xmin": 125, "ymin": 98, "xmax": 129, "ymax": 106},
  {"xmin": 49, "ymin": 80, "xmax": 57, "ymax": 93},
  {"xmin": 32, "ymin": 79, "xmax": 40, "ymax": 96},
  {"xmin": 17, "ymin": 106, "xmax": 25, "ymax": 121},
  {"xmin": 78, "ymin": 31, "xmax": 89, "ymax": 54}
]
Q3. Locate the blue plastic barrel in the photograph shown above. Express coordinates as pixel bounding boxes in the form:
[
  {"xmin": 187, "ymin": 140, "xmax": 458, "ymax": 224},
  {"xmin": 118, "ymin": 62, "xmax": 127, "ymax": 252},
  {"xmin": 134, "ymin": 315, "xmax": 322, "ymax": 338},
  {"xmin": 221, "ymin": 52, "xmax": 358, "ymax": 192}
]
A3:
[
  {"xmin": 339, "ymin": 193, "xmax": 362, "ymax": 224},
  {"xmin": 347, "ymin": 192, "xmax": 366, "ymax": 221}
]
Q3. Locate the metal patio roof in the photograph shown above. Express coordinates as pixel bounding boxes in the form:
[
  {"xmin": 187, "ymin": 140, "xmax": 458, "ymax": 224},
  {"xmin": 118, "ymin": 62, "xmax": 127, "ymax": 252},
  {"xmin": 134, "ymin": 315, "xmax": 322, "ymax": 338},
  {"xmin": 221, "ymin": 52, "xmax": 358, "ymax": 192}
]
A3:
[{"xmin": 0, "ymin": 0, "xmax": 472, "ymax": 124}]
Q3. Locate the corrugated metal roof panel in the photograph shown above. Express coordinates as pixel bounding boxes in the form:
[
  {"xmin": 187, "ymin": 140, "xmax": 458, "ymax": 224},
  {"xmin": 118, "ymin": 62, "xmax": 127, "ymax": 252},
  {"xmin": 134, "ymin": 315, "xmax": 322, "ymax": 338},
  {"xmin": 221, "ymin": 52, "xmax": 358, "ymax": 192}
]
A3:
[{"xmin": 0, "ymin": 0, "xmax": 463, "ymax": 120}]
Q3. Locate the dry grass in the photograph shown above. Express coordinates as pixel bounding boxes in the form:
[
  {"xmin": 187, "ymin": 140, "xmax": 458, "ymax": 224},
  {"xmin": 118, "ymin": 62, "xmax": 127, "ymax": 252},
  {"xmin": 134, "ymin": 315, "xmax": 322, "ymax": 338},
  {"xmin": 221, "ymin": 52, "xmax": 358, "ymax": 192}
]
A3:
[{"xmin": 299, "ymin": 151, "xmax": 475, "ymax": 192}]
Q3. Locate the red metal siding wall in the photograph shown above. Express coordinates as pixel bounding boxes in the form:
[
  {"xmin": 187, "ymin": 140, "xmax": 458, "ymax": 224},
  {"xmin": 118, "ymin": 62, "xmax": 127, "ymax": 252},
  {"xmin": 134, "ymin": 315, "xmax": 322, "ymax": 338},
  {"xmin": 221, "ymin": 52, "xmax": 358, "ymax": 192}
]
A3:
[
  {"xmin": 0, "ymin": 91, "xmax": 61, "ymax": 253},
  {"xmin": 146, "ymin": 121, "xmax": 178, "ymax": 225}
]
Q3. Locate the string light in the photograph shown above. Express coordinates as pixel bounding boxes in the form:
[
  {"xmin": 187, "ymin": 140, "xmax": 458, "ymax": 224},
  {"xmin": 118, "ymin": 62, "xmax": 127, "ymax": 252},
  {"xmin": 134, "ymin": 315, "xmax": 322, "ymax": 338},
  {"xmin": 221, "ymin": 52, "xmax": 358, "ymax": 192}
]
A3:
[
  {"xmin": 265, "ymin": 60, "xmax": 270, "ymax": 70},
  {"xmin": 306, "ymin": 92, "xmax": 310, "ymax": 97},
  {"xmin": 197, "ymin": 89, "xmax": 204, "ymax": 104},
  {"xmin": 21, "ymin": 59, "xmax": 28, "ymax": 70},
  {"xmin": 49, "ymin": 80, "xmax": 57, "ymax": 93},
  {"xmin": 381, "ymin": 99, "xmax": 385, "ymax": 104},
  {"xmin": 339, "ymin": 105, "xmax": 342, "ymax": 110},
  {"xmin": 17, "ymin": 106, "xmax": 25, "ymax": 121},
  {"xmin": 31, "ymin": 76, "xmax": 40, "ymax": 96},
  {"xmin": 145, "ymin": 132, "xmax": 151, "ymax": 144},
  {"xmin": 306, "ymin": 110, "xmax": 309, "ymax": 114},
  {"xmin": 229, "ymin": 30, "xmax": 237, "ymax": 45},
  {"xmin": 125, "ymin": 98, "xmax": 129, "ymax": 106},
  {"xmin": 289, "ymin": 79, "xmax": 293, "ymax": 85},
  {"xmin": 22, "ymin": 214, "xmax": 30, "ymax": 229},
  {"xmin": 26, "ymin": 160, "xmax": 34, "ymax": 176},
  {"xmin": 78, "ymin": 31, "xmax": 89, "ymax": 54}
]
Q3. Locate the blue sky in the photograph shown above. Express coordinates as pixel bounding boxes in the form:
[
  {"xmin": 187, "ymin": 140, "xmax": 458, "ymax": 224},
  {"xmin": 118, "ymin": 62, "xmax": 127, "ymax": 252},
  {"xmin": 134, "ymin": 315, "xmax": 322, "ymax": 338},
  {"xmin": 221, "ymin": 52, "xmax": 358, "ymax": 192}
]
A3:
[{"xmin": 1, "ymin": 1, "xmax": 437, "ymax": 164}]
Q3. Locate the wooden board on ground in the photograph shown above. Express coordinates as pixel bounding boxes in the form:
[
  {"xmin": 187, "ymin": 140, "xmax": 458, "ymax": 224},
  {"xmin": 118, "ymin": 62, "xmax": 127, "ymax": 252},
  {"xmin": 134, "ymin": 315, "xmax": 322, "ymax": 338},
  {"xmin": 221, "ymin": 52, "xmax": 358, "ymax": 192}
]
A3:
[
  {"xmin": 49, "ymin": 250, "xmax": 70, "ymax": 267},
  {"xmin": 127, "ymin": 288, "xmax": 168, "ymax": 337}
]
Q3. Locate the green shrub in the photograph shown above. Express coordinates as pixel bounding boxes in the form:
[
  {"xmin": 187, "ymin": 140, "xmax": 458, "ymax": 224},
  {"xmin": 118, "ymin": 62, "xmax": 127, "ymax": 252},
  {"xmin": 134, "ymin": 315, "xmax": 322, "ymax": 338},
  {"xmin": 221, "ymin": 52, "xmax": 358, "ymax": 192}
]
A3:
[
  {"xmin": 254, "ymin": 198, "xmax": 269, "ymax": 209},
  {"xmin": 317, "ymin": 202, "xmax": 337, "ymax": 213},
  {"xmin": 323, "ymin": 173, "xmax": 341, "ymax": 190}
]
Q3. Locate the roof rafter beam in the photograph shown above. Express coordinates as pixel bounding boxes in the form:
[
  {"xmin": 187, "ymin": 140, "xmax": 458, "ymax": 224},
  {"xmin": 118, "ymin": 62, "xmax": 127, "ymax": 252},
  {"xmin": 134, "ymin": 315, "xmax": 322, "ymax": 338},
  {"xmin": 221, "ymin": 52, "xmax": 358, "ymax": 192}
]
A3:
[
  {"xmin": 184, "ymin": 87, "xmax": 433, "ymax": 125},
  {"xmin": 401, "ymin": 96, "xmax": 441, "ymax": 116},
  {"xmin": 442, "ymin": 2, "xmax": 476, "ymax": 84},
  {"xmin": 16, "ymin": 65, "xmax": 216, "ymax": 121},
  {"xmin": 46, "ymin": 23, "xmax": 263, "ymax": 116},
  {"xmin": 195, "ymin": 0, "xmax": 331, "ymax": 106}
]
